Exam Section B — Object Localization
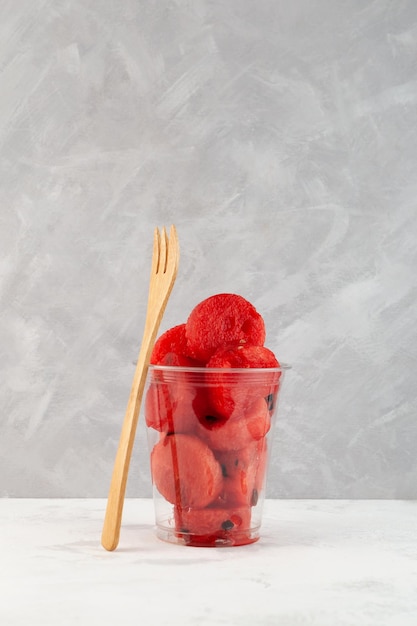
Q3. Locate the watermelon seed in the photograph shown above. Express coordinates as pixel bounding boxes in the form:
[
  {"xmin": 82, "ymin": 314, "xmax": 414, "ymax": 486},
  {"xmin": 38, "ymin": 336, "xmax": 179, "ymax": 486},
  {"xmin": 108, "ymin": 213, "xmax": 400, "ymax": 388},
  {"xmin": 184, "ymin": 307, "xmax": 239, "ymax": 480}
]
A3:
[
  {"xmin": 265, "ymin": 394, "xmax": 274, "ymax": 411},
  {"xmin": 251, "ymin": 489, "xmax": 259, "ymax": 506},
  {"xmin": 221, "ymin": 519, "xmax": 235, "ymax": 531},
  {"xmin": 221, "ymin": 464, "xmax": 228, "ymax": 478},
  {"xmin": 201, "ymin": 414, "xmax": 225, "ymax": 430}
]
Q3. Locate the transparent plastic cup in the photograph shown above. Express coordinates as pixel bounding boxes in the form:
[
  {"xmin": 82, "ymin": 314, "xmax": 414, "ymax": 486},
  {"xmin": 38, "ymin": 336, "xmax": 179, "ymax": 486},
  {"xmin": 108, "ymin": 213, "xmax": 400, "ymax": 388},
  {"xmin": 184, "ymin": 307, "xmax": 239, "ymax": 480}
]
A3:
[{"xmin": 144, "ymin": 364, "xmax": 289, "ymax": 547}]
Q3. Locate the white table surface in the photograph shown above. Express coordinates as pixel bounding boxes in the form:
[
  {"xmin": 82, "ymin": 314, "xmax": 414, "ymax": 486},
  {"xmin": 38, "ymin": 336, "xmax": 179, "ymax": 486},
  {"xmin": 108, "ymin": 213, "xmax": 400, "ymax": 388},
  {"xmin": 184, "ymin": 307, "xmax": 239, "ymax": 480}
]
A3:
[{"xmin": 1, "ymin": 499, "xmax": 416, "ymax": 626}]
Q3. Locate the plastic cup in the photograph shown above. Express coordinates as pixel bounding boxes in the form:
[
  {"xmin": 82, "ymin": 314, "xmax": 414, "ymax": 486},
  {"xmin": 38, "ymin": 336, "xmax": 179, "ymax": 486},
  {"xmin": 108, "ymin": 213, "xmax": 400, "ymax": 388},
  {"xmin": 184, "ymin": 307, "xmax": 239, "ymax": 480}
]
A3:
[{"xmin": 144, "ymin": 364, "xmax": 289, "ymax": 547}]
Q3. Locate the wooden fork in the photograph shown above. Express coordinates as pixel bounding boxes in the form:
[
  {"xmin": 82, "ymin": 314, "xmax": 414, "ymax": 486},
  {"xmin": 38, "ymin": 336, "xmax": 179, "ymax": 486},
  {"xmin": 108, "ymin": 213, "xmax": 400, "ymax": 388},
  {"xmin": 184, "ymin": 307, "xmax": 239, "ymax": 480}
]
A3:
[{"xmin": 101, "ymin": 225, "xmax": 179, "ymax": 551}]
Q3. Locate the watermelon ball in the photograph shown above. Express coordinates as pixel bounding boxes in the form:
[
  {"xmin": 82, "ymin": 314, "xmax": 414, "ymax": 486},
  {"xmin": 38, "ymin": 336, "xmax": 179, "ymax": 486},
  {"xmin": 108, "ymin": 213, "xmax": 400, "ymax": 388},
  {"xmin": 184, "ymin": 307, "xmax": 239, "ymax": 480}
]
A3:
[
  {"xmin": 206, "ymin": 344, "xmax": 281, "ymax": 419},
  {"xmin": 151, "ymin": 434, "xmax": 223, "ymax": 508},
  {"xmin": 216, "ymin": 440, "xmax": 260, "ymax": 480},
  {"xmin": 216, "ymin": 438, "xmax": 264, "ymax": 480},
  {"xmin": 145, "ymin": 360, "xmax": 212, "ymax": 433},
  {"xmin": 208, "ymin": 343, "xmax": 279, "ymax": 370},
  {"xmin": 195, "ymin": 397, "xmax": 271, "ymax": 451},
  {"xmin": 174, "ymin": 505, "xmax": 253, "ymax": 547},
  {"xmin": 254, "ymin": 437, "xmax": 268, "ymax": 498},
  {"xmin": 185, "ymin": 293, "xmax": 266, "ymax": 363},
  {"xmin": 217, "ymin": 474, "xmax": 257, "ymax": 508},
  {"xmin": 215, "ymin": 438, "xmax": 268, "ymax": 507},
  {"xmin": 151, "ymin": 324, "xmax": 203, "ymax": 367},
  {"xmin": 144, "ymin": 380, "xmax": 202, "ymax": 434}
]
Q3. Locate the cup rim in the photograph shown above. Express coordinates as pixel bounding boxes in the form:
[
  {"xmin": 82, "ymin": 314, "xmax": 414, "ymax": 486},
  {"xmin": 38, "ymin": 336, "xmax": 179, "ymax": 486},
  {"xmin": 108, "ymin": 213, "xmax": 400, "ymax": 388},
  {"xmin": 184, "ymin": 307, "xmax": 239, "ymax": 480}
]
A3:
[{"xmin": 148, "ymin": 363, "xmax": 291, "ymax": 374}]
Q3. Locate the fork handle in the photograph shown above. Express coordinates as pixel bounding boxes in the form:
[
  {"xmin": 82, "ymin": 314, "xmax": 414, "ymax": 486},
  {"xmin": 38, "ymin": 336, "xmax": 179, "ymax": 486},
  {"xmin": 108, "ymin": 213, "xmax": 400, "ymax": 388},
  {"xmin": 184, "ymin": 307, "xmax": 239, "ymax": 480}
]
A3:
[{"xmin": 101, "ymin": 315, "xmax": 162, "ymax": 551}]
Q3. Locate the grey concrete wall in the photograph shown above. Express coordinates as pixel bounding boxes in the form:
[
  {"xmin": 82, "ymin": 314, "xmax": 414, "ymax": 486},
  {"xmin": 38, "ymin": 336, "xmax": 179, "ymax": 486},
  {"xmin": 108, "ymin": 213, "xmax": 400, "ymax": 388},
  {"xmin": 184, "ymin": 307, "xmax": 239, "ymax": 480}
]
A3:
[{"xmin": 1, "ymin": 0, "xmax": 416, "ymax": 498}]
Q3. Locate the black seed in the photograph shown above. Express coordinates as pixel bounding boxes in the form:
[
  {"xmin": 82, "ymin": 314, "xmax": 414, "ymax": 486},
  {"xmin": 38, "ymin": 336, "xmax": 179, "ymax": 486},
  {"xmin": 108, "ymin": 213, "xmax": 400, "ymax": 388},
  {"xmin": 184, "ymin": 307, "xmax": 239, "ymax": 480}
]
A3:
[
  {"xmin": 234, "ymin": 458, "xmax": 239, "ymax": 467},
  {"xmin": 205, "ymin": 415, "xmax": 218, "ymax": 423},
  {"xmin": 221, "ymin": 519, "xmax": 235, "ymax": 531},
  {"xmin": 221, "ymin": 464, "xmax": 228, "ymax": 478},
  {"xmin": 179, "ymin": 528, "xmax": 190, "ymax": 534},
  {"xmin": 251, "ymin": 489, "xmax": 259, "ymax": 506},
  {"xmin": 265, "ymin": 394, "xmax": 274, "ymax": 411}
]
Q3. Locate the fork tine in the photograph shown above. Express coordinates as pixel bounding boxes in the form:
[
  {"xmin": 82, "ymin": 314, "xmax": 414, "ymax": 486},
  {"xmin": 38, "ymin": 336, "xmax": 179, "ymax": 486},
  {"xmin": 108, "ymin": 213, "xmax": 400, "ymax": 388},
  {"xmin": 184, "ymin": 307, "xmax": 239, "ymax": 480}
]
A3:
[
  {"xmin": 167, "ymin": 224, "xmax": 180, "ymax": 275},
  {"xmin": 158, "ymin": 226, "xmax": 168, "ymax": 274},
  {"xmin": 151, "ymin": 227, "xmax": 160, "ymax": 275}
]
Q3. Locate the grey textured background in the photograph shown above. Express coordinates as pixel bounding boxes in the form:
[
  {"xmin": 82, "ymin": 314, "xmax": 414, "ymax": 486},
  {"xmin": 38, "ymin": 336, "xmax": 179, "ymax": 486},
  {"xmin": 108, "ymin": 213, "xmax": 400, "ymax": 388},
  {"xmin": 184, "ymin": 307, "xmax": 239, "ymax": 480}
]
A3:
[{"xmin": 1, "ymin": 0, "xmax": 416, "ymax": 499}]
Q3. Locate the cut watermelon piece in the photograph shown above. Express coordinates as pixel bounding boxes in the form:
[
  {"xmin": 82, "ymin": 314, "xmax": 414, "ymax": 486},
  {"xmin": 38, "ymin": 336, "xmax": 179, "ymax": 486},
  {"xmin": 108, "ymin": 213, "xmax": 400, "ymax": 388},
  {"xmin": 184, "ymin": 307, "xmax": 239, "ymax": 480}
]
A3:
[
  {"xmin": 151, "ymin": 324, "xmax": 203, "ymax": 366},
  {"xmin": 174, "ymin": 505, "xmax": 254, "ymax": 547},
  {"xmin": 206, "ymin": 344, "xmax": 281, "ymax": 419},
  {"xmin": 254, "ymin": 437, "xmax": 268, "ymax": 497},
  {"xmin": 215, "ymin": 438, "xmax": 267, "ymax": 506},
  {"xmin": 216, "ymin": 474, "xmax": 258, "ymax": 507},
  {"xmin": 151, "ymin": 434, "xmax": 223, "ymax": 508},
  {"xmin": 145, "ymin": 364, "xmax": 212, "ymax": 433},
  {"xmin": 144, "ymin": 380, "xmax": 200, "ymax": 433},
  {"xmin": 185, "ymin": 294, "xmax": 266, "ymax": 363},
  {"xmin": 208, "ymin": 343, "xmax": 279, "ymax": 369},
  {"xmin": 215, "ymin": 438, "xmax": 264, "ymax": 480},
  {"xmin": 196, "ymin": 397, "xmax": 271, "ymax": 451}
]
